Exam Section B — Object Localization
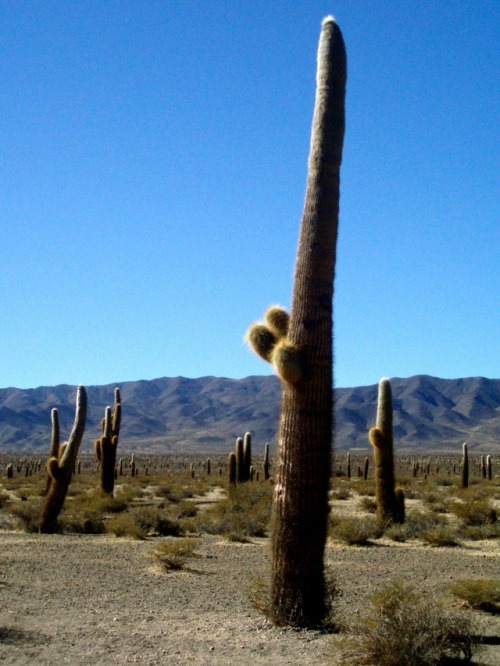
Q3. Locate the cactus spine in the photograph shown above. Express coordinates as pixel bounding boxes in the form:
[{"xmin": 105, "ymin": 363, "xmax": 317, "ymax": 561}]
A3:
[
  {"xmin": 461, "ymin": 443, "xmax": 469, "ymax": 489},
  {"xmin": 95, "ymin": 388, "xmax": 121, "ymax": 495},
  {"xmin": 40, "ymin": 385, "xmax": 87, "ymax": 533},
  {"xmin": 255, "ymin": 17, "xmax": 347, "ymax": 627},
  {"xmin": 368, "ymin": 378, "xmax": 400, "ymax": 525}
]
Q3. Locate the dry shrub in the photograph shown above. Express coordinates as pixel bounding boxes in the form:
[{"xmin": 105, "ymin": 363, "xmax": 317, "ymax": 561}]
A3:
[
  {"xmin": 189, "ymin": 483, "xmax": 272, "ymax": 540},
  {"xmin": 6, "ymin": 498, "xmax": 42, "ymax": 532},
  {"xmin": 420, "ymin": 526, "xmax": 461, "ymax": 547},
  {"xmin": 449, "ymin": 578, "xmax": 500, "ymax": 614},
  {"xmin": 329, "ymin": 516, "xmax": 382, "ymax": 546},
  {"xmin": 450, "ymin": 498, "xmax": 497, "ymax": 527},
  {"xmin": 358, "ymin": 496, "xmax": 377, "ymax": 513},
  {"xmin": 330, "ymin": 486, "xmax": 351, "ymax": 500},
  {"xmin": 150, "ymin": 537, "xmax": 199, "ymax": 571},
  {"xmin": 348, "ymin": 581, "xmax": 476, "ymax": 665}
]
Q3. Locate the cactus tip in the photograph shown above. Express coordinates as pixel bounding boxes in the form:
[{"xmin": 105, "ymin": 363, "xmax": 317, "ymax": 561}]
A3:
[{"xmin": 322, "ymin": 15, "xmax": 335, "ymax": 26}]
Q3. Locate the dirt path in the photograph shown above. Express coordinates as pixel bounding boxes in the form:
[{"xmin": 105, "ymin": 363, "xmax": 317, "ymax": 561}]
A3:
[{"xmin": 0, "ymin": 532, "xmax": 499, "ymax": 665}]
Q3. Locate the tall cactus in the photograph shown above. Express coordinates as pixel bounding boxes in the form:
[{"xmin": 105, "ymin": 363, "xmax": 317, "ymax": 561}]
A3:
[
  {"xmin": 368, "ymin": 378, "xmax": 399, "ymax": 525},
  {"xmin": 246, "ymin": 17, "xmax": 346, "ymax": 627},
  {"xmin": 40, "ymin": 385, "xmax": 87, "ymax": 533},
  {"xmin": 94, "ymin": 388, "xmax": 121, "ymax": 495}
]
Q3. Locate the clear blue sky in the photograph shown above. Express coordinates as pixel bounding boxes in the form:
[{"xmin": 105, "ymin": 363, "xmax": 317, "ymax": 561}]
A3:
[{"xmin": 1, "ymin": 1, "xmax": 498, "ymax": 390}]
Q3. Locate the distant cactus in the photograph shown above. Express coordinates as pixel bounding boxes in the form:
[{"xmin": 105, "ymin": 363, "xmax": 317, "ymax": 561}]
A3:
[
  {"xmin": 130, "ymin": 453, "xmax": 136, "ymax": 477},
  {"xmin": 235, "ymin": 437, "xmax": 244, "ymax": 483},
  {"xmin": 461, "ymin": 443, "xmax": 469, "ymax": 489},
  {"xmin": 40, "ymin": 385, "xmax": 87, "ymax": 533},
  {"xmin": 368, "ymin": 378, "xmax": 400, "ymax": 525},
  {"xmin": 263, "ymin": 443, "xmax": 270, "ymax": 481},
  {"xmin": 480, "ymin": 455, "xmax": 486, "ymax": 479},
  {"xmin": 243, "ymin": 432, "xmax": 252, "ymax": 482},
  {"xmin": 346, "ymin": 451, "xmax": 351, "ymax": 479},
  {"xmin": 6, "ymin": 463, "xmax": 13, "ymax": 479},
  {"xmin": 486, "ymin": 454, "xmax": 492, "ymax": 481},
  {"xmin": 206, "ymin": 458, "xmax": 211, "ymax": 475},
  {"xmin": 95, "ymin": 388, "xmax": 122, "ymax": 495},
  {"xmin": 228, "ymin": 452, "xmax": 237, "ymax": 484},
  {"xmin": 363, "ymin": 456, "xmax": 369, "ymax": 481}
]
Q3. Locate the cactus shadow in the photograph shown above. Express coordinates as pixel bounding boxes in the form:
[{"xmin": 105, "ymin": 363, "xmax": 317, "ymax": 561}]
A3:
[{"xmin": 0, "ymin": 626, "xmax": 50, "ymax": 645}]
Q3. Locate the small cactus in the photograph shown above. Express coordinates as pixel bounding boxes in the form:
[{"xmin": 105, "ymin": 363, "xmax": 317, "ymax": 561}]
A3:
[
  {"xmin": 346, "ymin": 451, "xmax": 351, "ymax": 480},
  {"xmin": 6, "ymin": 463, "xmax": 13, "ymax": 479}
]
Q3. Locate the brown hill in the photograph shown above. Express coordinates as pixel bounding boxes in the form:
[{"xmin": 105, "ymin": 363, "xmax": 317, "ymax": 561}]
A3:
[{"xmin": 0, "ymin": 375, "xmax": 498, "ymax": 454}]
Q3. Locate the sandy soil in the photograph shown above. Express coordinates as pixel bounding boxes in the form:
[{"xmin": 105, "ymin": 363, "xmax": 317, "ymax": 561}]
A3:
[{"xmin": 0, "ymin": 529, "xmax": 499, "ymax": 666}]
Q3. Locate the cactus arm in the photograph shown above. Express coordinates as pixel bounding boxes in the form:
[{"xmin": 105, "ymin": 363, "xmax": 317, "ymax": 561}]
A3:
[
  {"xmin": 49, "ymin": 409, "xmax": 60, "ymax": 459},
  {"xmin": 58, "ymin": 385, "xmax": 87, "ymax": 472}
]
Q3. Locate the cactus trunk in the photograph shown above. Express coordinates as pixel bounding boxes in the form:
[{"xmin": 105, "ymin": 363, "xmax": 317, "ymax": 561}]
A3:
[{"xmin": 269, "ymin": 17, "xmax": 346, "ymax": 628}]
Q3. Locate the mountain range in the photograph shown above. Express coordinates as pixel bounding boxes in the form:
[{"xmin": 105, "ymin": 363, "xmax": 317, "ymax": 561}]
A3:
[{"xmin": 0, "ymin": 374, "xmax": 498, "ymax": 455}]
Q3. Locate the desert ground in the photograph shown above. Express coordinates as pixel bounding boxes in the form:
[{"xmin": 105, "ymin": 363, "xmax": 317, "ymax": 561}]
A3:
[{"xmin": 1, "ymin": 493, "xmax": 499, "ymax": 665}]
